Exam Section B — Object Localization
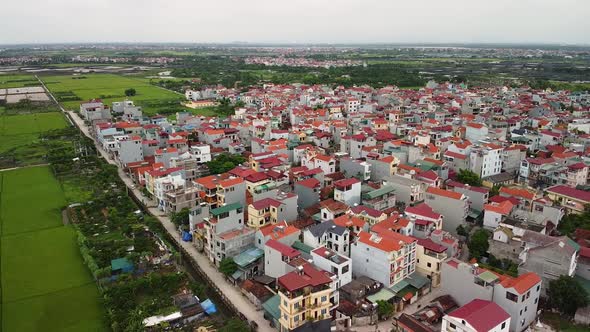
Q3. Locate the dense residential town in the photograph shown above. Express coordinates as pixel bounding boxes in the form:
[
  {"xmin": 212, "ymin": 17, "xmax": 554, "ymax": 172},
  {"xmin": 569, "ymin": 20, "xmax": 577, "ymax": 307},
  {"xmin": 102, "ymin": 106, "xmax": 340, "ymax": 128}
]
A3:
[
  {"xmin": 243, "ymin": 56, "xmax": 362, "ymax": 68},
  {"xmin": 77, "ymin": 79, "xmax": 590, "ymax": 331}
]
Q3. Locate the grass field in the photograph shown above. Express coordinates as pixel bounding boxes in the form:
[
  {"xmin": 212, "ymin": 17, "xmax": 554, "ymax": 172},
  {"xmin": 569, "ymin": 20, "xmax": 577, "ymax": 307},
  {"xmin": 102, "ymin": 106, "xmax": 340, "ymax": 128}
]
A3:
[
  {"xmin": 41, "ymin": 73, "xmax": 184, "ymax": 115},
  {"xmin": 0, "ymin": 112, "xmax": 68, "ymax": 154},
  {"xmin": 0, "ymin": 166, "xmax": 107, "ymax": 332},
  {"xmin": 0, "ymin": 74, "xmax": 39, "ymax": 89}
]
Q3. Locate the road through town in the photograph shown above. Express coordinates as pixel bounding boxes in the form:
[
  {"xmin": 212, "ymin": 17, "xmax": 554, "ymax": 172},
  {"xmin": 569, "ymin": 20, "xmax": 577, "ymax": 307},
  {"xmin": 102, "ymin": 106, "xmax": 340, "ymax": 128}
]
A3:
[
  {"xmin": 67, "ymin": 110, "xmax": 275, "ymax": 332},
  {"xmin": 37, "ymin": 75, "xmax": 274, "ymax": 331}
]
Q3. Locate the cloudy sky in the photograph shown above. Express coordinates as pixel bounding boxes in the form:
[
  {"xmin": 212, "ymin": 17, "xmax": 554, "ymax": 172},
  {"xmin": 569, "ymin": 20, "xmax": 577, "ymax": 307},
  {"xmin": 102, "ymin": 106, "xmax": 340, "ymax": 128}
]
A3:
[{"xmin": 1, "ymin": 0, "xmax": 588, "ymax": 45}]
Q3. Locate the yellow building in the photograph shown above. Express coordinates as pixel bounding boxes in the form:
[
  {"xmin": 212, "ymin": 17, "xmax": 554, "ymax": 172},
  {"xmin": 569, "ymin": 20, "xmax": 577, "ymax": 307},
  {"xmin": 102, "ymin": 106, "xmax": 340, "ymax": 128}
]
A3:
[
  {"xmin": 278, "ymin": 265, "xmax": 333, "ymax": 331},
  {"xmin": 415, "ymin": 238, "xmax": 447, "ymax": 288}
]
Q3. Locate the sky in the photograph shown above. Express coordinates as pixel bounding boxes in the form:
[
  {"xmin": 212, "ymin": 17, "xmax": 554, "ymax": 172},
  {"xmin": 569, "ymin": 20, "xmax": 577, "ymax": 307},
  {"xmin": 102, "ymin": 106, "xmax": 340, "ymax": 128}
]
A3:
[{"xmin": 1, "ymin": 0, "xmax": 589, "ymax": 45}]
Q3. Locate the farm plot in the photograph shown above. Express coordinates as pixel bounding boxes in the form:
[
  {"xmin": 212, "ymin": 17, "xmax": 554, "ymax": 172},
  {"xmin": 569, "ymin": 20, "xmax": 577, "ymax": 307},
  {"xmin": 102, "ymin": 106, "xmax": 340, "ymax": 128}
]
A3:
[
  {"xmin": 41, "ymin": 73, "xmax": 184, "ymax": 115},
  {"xmin": 0, "ymin": 166, "xmax": 107, "ymax": 332}
]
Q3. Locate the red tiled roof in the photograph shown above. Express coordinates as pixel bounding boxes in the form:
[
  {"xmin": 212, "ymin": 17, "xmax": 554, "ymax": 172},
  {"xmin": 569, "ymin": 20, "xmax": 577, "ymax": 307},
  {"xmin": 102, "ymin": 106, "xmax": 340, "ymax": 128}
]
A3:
[
  {"xmin": 218, "ymin": 177, "xmax": 244, "ymax": 188},
  {"xmin": 444, "ymin": 151, "xmax": 467, "ymax": 160},
  {"xmin": 357, "ymin": 230, "xmax": 414, "ymax": 252},
  {"xmin": 258, "ymin": 221, "xmax": 300, "ymax": 240},
  {"xmin": 251, "ymin": 198, "xmax": 282, "ymax": 210},
  {"xmin": 278, "ymin": 264, "xmax": 332, "ymax": 292},
  {"xmin": 296, "ymin": 178, "xmax": 320, "ymax": 189},
  {"xmin": 405, "ymin": 203, "xmax": 441, "ymax": 220},
  {"xmin": 334, "ymin": 178, "xmax": 360, "ymax": 188},
  {"xmin": 500, "ymin": 187, "xmax": 536, "ymax": 200},
  {"xmin": 415, "ymin": 237, "xmax": 447, "ymax": 253},
  {"xmin": 500, "ymin": 272, "xmax": 541, "ymax": 294},
  {"xmin": 546, "ymin": 185, "xmax": 590, "ymax": 202},
  {"xmin": 484, "ymin": 201, "xmax": 514, "ymax": 215},
  {"xmin": 449, "ymin": 299, "xmax": 510, "ymax": 332},
  {"xmin": 266, "ymin": 239, "xmax": 300, "ymax": 258},
  {"xmin": 333, "ymin": 214, "xmax": 365, "ymax": 228},
  {"xmin": 349, "ymin": 205, "xmax": 384, "ymax": 218}
]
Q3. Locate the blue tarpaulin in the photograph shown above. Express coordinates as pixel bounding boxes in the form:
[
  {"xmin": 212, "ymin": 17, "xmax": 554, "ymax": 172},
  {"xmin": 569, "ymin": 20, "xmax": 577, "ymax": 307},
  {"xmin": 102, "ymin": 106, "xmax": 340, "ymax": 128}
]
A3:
[
  {"xmin": 200, "ymin": 299, "xmax": 217, "ymax": 315},
  {"xmin": 182, "ymin": 231, "xmax": 193, "ymax": 242}
]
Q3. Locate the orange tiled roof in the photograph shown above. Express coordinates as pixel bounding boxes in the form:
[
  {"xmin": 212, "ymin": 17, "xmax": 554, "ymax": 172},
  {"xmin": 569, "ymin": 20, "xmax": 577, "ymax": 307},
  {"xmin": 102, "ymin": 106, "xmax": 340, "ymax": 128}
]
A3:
[{"xmin": 427, "ymin": 187, "xmax": 463, "ymax": 200}]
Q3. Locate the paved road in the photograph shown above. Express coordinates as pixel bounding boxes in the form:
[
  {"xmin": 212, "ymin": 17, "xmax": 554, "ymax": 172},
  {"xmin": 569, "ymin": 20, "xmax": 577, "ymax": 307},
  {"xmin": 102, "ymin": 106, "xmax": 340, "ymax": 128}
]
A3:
[{"xmin": 67, "ymin": 110, "xmax": 275, "ymax": 332}]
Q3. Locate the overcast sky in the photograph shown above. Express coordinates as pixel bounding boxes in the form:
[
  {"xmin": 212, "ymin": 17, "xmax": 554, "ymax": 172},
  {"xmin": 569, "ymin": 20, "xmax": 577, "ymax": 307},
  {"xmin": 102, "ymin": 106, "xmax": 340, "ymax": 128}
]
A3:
[{"xmin": 1, "ymin": 0, "xmax": 588, "ymax": 45}]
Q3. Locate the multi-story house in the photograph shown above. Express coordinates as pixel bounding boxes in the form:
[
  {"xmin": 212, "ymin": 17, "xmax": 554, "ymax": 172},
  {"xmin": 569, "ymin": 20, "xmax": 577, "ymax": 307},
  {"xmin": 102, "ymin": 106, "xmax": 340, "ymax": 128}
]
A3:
[
  {"xmin": 366, "ymin": 155, "xmax": 398, "ymax": 182},
  {"xmin": 189, "ymin": 144, "xmax": 212, "ymax": 164},
  {"xmin": 247, "ymin": 192, "xmax": 298, "ymax": 228},
  {"xmin": 302, "ymin": 152, "xmax": 336, "ymax": 175},
  {"xmin": 311, "ymin": 247, "xmax": 350, "ymax": 310},
  {"xmin": 442, "ymin": 259, "xmax": 542, "ymax": 332},
  {"xmin": 264, "ymin": 239, "xmax": 301, "ymax": 278},
  {"xmin": 154, "ymin": 173, "xmax": 200, "ymax": 214},
  {"xmin": 294, "ymin": 178, "xmax": 321, "ymax": 209},
  {"xmin": 204, "ymin": 202, "xmax": 252, "ymax": 266},
  {"xmin": 470, "ymin": 143, "xmax": 503, "ymax": 178},
  {"xmin": 303, "ymin": 220, "xmax": 350, "ymax": 257},
  {"xmin": 350, "ymin": 230, "xmax": 417, "ymax": 288},
  {"xmin": 348, "ymin": 205, "xmax": 388, "ymax": 226},
  {"xmin": 499, "ymin": 187, "xmax": 537, "ymax": 212},
  {"xmin": 502, "ymin": 145, "xmax": 527, "ymax": 175},
  {"xmin": 216, "ymin": 177, "xmax": 247, "ymax": 208},
  {"xmin": 80, "ymin": 99, "xmax": 111, "ymax": 123},
  {"xmin": 155, "ymin": 148, "xmax": 179, "ymax": 168},
  {"xmin": 414, "ymin": 237, "xmax": 447, "ymax": 287},
  {"xmin": 384, "ymin": 175, "xmax": 428, "ymax": 207},
  {"xmin": 334, "ymin": 178, "xmax": 362, "ymax": 206},
  {"xmin": 545, "ymin": 185, "xmax": 590, "ymax": 214},
  {"xmin": 424, "ymin": 187, "xmax": 469, "ymax": 236},
  {"xmin": 446, "ymin": 180, "xmax": 490, "ymax": 213},
  {"xmin": 518, "ymin": 232, "xmax": 579, "ymax": 295},
  {"xmin": 340, "ymin": 157, "xmax": 372, "ymax": 181},
  {"xmin": 277, "ymin": 264, "xmax": 333, "ymax": 332},
  {"xmin": 254, "ymin": 221, "xmax": 300, "ymax": 249},
  {"xmin": 115, "ymin": 135, "xmax": 144, "ymax": 165},
  {"xmin": 442, "ymin": 299, "xmax": 510, "ymax": 332},
  {"xmin": 361, "ymin": 185, "xmax": 396, "ymax": 212},
  {"xmin": 483, "ymin": 201, "xmax": 515, "ymax": 229},
  {"xmin": 404, "ymin": 203, "xmax": 443, "ymax": 238}
]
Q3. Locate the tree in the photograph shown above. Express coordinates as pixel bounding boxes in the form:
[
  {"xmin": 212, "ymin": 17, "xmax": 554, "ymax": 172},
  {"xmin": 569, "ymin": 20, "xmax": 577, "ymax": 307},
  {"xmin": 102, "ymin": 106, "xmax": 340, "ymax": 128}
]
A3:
[
  {"xmin": 557, "ymin": 204, "xmax": 590, "ymax": 236},
  {"xmin": 457, "ymin": 169, "xmax": 483, "ymax": 187},
  {"xmin": 207, "ymin": 153, "xmax": 246, "ymax": 175},
  {"xmin": 219, "ymin": 257, "xmax": 238, "ymax": 277},
  {"xmin": 125, "ymin": 88, "xmax": 136, "ymax": 97},
  {"xmin": 547, "ymin": 276, "xmax": 589, "ymax": 317},
  {"xmin": 170, "ymin": 208, "xmax": 190, "ymax": 227},
  {"xmin": 468, "ymin": 229, "xmax": 490, "ymax": 259},
  {"xmin": 456, "ymin": 225, "xmax": 469, "ymax": 237},
  {"xmin": 376, "ymin": 300, "xmax": 394, "ymax": 320},
  {"xmin": 490, "ymin": 185, "xmax": 502, "ymax": 197}
]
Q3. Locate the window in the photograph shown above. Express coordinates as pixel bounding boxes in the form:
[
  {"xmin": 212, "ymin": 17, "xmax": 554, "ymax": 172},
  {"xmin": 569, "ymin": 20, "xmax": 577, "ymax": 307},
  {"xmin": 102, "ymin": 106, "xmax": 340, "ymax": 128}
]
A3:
[
  {"xmin": 449, "ymin": 323, "xmax": 456, "ymax": 329},
  {"xmin": 501, "ymin": 322, "xmax": 506, "ymax": 329},
  {"xmin": 321, "ymin": 309, "xmax": 327, "ymax": 315},
  {"xmin": 506, "ymin": 292, "xmax": 518, "ymax": 302},
  {"xmin": 537, "ymin": 285, "xmax": 540, "ymax": 292},
  {"xmin": 535, "ymin": 298, "xmax": 538, "ymax": 304},
  {"xmin": 321, "ymin": 296, "xmax": 327, "ymax": 302},
  {"xmin": 427, "ymin": 262, "xmax": 432, "ymax": 268},
  {"xmin": 294, "ymin": 315, "xmax": 299, "ymax": 322}
]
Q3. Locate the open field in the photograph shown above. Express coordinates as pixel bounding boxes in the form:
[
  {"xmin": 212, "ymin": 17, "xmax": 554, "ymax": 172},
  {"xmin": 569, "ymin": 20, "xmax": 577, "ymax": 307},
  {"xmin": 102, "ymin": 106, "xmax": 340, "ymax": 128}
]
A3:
[
  {"xmin": 0, "ymin": 166, "xmax": 107, "ymax": 332},
  {"xmin": 41, "ymin": 73, "xmax": 184, "ymax": 115},
  {"xmin": 0, "ymin": 112, "xmax": 67, "ymax": 154},
  {"xmin": 0, "ymin": 74, "xmax": 39, "ymax": 88}
]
